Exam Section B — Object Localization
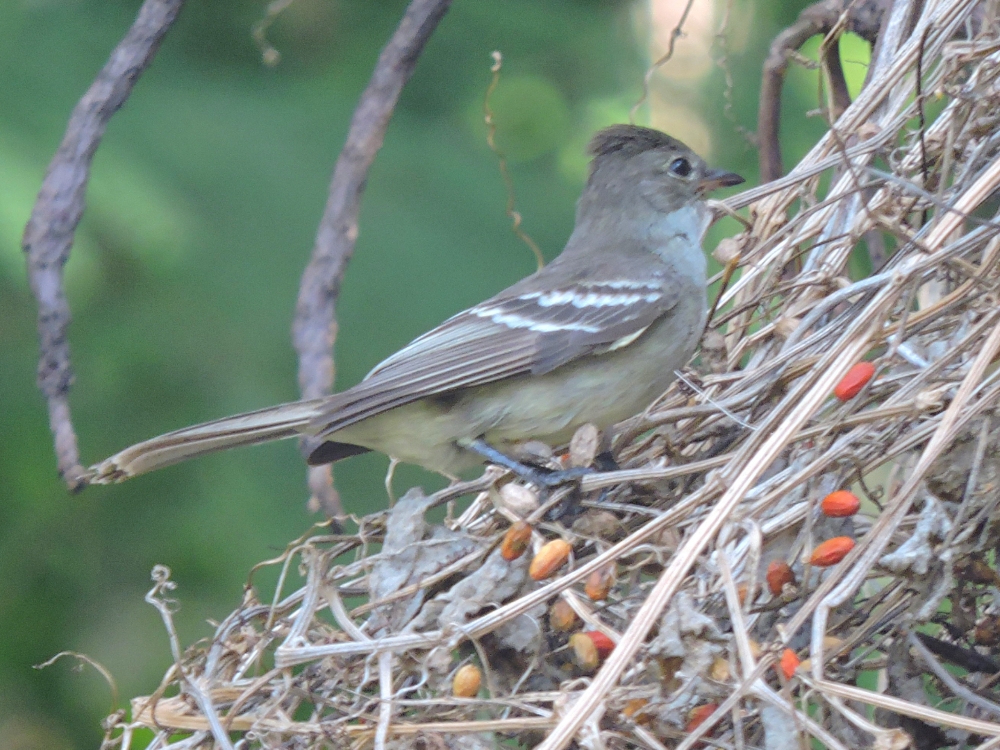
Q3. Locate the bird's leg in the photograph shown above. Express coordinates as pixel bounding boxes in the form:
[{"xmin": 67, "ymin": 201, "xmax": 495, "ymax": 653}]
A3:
[
  {"xmin": 589, "ymin": 450, "xmax": 621, "ymax": 505},
  {"xmin": 466, "ymin": 438, "xmax": 595, "ymax": 488},
  {"xmin": 593, "ymin": 450, "xmax": 620, "ymax": 472}
]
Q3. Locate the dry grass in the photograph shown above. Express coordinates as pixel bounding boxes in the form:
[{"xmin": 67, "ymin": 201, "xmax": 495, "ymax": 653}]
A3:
[{"xmin": 101, "ymin": 1, "xmax": 1000, "ymax": 748}]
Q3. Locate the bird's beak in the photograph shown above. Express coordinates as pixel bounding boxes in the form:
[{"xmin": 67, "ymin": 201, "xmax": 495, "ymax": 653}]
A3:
[{"xmin": 697, "ymin": 167, "xmax": 745, "ymax": 194}]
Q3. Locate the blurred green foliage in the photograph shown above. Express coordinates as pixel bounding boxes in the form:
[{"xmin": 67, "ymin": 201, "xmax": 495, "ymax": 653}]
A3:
[{"xmin": 0, "ymin": 0, "xmax": 862, "ymax": 746}]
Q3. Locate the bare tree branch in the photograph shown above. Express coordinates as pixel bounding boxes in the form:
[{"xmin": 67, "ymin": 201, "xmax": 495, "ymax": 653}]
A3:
[
  {"xmin": 823, "ymin": 37, "xmax": 853, "ymax": 121},
  {"xmin": 292, "ymin": 0, "xmax": 453, "ymax": 516},
  {"xmin": 22, "ymin": 0, "xmax": 186, "ymax": 490},
  {"xmin": 757, "ymin": 0, "xmax": 885, "ymax": 183}
]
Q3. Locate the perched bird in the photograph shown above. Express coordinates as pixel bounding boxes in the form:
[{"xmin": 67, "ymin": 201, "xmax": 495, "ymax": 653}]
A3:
[{"xmin": 88, "ymin": 125, "xmax": 743, "ymax": 485}]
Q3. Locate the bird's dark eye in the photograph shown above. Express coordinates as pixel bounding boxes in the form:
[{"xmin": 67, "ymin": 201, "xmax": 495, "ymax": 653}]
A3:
[{"xmin": 669, "ymin": 157, "xmax": 693, "ymax": 177}]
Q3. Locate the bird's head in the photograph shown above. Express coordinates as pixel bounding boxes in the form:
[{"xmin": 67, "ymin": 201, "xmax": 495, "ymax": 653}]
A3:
[{"xmin": 584, "ymin": 124, "xmax": 744, "ymax": 215}]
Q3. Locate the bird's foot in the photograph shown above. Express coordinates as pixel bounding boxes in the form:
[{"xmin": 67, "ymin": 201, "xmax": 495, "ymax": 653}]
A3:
[
  {"xmin": 593, "ymin": 450, "xmax": 619, "ymax": 473},
  {"xmin": 467, "ymin": 438, "xmax": 596, "ymax": 488}
]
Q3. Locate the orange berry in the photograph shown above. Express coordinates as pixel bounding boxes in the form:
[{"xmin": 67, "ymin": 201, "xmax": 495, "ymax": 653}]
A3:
[
  {"xmin": 709, "ymin": 657, "xmax": 731, "ymax": 682},
  {"xmin": 500, "ymin": 521, "xmax": 532, "ymax": 561},
  {"xmin": 569, "ymin": 632, "xmax": 599, "ymax": 671},
  {"xmin": 736, "ymin": 582, "xmax": 750, "ymax": 605},
  {"xmin": 686, "ymin": 703, "xmax": 718, "ymax": 732},
  {"xmin": 583, "ymin": 630, "xmax": 615, "ymax": 659},
  {"xmin": 452, "ymin": 664, "xmax": 481, "ymax": 697},
  {"xmin": 584, "ymin": 564, "xmax": 616, "ymax": 601},
  {"xmin": 549, "ymin": 599, "xmax": 578, "ymax": 632},
  {"xmin": 809, "ymin": 536, "xmax": 856, "ymax": 567},
  {"xmin": 765, "ymin": 561, "xmax": 795, "ymax": 596},
  {"xmin": 529, "ymin": 539, "xmax": 572, "ymax": 580},
  {"xmin": 779, "ymin": 648, "xmax": 800, "ymax": 679},
  {"xmin": 821, "ymin": 490, "xmax": 860, "ymax": 517},
  {"xmin": 834, "ymin": 361, "xmax": 876, "ymax": 401},
  {"xmin": 622, "ymin": 698, "xmax": 649, "ymax": 721}
]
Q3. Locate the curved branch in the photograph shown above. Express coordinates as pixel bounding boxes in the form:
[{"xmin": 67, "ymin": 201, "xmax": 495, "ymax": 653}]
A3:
[
  {"xmin": 291, "ymin": 0, "xmax": 453, "ymax": 515},
  {"xmin": 22, "ymin": 0, "xmax": 186, "ymax": 490},
  {"xmin": 757, "ymin": 0, "xmax": 886, "ymax": 183}
]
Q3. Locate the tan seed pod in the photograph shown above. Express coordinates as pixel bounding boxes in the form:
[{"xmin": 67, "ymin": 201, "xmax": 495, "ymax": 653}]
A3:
[
  {"xmin": 517, "ymin": 440, "xmax": 553, "ymax": 463},
  {"xmin": 700, "ymin": 330, "xmax": 728, "ymax": 374},
  {"xmin": 529, "ymin": 539, "xmax": 572, "ymax": 581},
  {"xmin": 452, "ymin": 664, "xmax": 481, "ymax": 697},
  {"xmin": 569, "ymin": 423, "xmax": 600, "ymax": 468},
  {"xmin": 709, "ymin": 656, "xmax": 730, "ymax": 682},
  {"xmin": 549, "ymin": 599, "xmax": 578, "ymax": 632},
  {"xmin": 569, "ymin": 632, "xmax": 599, "ymax": 671},
  {"xmin": 914, "ymin": 384, "xmax": 948, "ymax": 412},
  {"xmin": 775, "ymin": 316, "xmax": 800, "ymax": 337},
  {"xmin": 622, "ymin": 698, "xmax": 651, "ymax": 724},
  {"xmin": 712, "ymin": 236, "xmax": 740, "ymax": 264},
  {"xmin": 857, "ymin": 121, "xmax": 881, "ymax": 140},
  {"xmin": 500, "ymin": 521, "xmax": 532, "ymax": 561},
  {"xmin": 584, "ymin": 564, "xmax": 616, "ymax": 601},
  {"xmin": 571, "ymin": 510, "xmax": 620, "ymax": 538},
  {"xmin": 497, "ymin": 482, "xmax": 539, "ymax": 517}
]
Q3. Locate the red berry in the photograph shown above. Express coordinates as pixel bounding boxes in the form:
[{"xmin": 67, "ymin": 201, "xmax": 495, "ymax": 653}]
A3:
[
  {"xmin": 500, "ymin": 521, "xmax": 532, "ymax": 561},
  {"xmin": 583, "ymin": 630, "xmax": 615, "ymax": 659},
  {"xmin": 821, "ymin": 490, "xmax": 860, "ymax": 517},
  {"xmin": 810, "ymin": 537, "xmax": 855, "ymax": 567},
  {"xmin": 834, "ymin": 361, "xmax": 876, "ymax": 401},
  {"xmin": 686, "ymin": 703, "xmax": 719, "ymax": 732},
  {"xmin": 779, "ymin": 648, "xmax": 800, "ymax": 679},
  {"xmin": 766, "ymin": 561, "xmax": 795, "ymax": 596}
]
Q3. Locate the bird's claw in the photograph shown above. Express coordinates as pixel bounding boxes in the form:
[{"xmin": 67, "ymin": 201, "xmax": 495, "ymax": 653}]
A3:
[{"xmin": 466, "ymin": 438, "xmax": 596, "ymax": 489}]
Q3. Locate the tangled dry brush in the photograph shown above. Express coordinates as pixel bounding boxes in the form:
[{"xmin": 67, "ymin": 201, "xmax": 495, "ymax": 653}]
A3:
[{"xmin": 102, "ymin": 1, "xmax": 1000, "ymax": 748}]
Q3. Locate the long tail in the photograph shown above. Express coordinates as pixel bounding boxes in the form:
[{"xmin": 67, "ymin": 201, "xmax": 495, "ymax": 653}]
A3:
[{"xmin": 87, "ymin": 399, "xmax": 327, "ymax": 484}]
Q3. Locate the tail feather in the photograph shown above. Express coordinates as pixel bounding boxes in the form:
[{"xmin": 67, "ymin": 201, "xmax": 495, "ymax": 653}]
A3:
[{"xmin": 87, "ymin": 399, "xmax": 327, "ymax": 484}]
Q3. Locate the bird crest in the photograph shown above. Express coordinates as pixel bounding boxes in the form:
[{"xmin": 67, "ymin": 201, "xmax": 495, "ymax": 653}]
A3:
[{"xmin": 587, "ymin": 124, "xmax": 686, "ymax": 160}]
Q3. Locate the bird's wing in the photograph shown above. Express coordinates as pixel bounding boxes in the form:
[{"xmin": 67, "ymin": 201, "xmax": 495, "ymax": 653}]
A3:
[{"xmin": 309, "ymin": 278, "xmax": 679, "ymax": 437}]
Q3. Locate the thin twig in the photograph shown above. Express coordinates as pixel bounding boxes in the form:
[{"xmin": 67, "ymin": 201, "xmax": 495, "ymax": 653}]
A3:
[
  {"xmin": 630, "ymin": 0, "xmax": 697, "ymax": 124},
  {"xmin": 34, "ymin": 651, "xmax": 120, "ymax": 709},
  {"xmin": 252, "ymin": 0, "xmax": 297, "ymax": 66},
  {"xmin": 908, "ymin": 631, "xmax": 1000, "ymax": 718},
  {"xmin": 291, "ymin": 0, "xmax": 453, "ymax": 515},
  {"xmin": 483, "ymin": 51, "xmax": 544, "ymax": 272},
  {"xmin": 22, "ymin": 0, "xmax": 186, "ymax": 489}
]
